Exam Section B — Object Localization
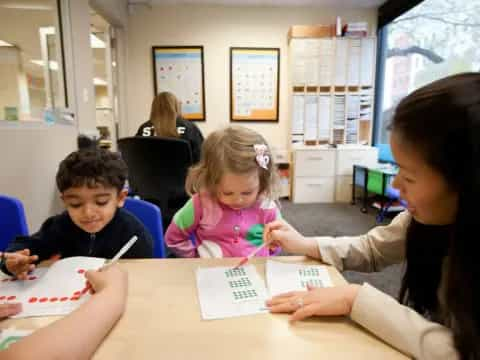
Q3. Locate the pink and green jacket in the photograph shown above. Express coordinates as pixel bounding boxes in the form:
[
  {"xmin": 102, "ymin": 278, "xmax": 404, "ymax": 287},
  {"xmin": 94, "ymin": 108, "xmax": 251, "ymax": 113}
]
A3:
[{"xmin": 165, "ymin": 193, "xmax": 282, "ymax": 258}]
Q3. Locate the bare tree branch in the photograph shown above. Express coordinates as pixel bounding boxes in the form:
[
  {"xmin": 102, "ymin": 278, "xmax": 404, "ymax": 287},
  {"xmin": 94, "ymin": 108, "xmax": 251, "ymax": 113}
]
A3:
[{"xmin": 387, "ymin": 46, "xmax": 445, "ymax": 63}]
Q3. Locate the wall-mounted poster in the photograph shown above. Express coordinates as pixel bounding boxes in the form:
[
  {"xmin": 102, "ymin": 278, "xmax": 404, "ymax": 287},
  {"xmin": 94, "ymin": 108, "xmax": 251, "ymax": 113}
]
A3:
[
  {"xmin": 230, "ymin": 47, "xmax": 280, "ymax": 122},
  {"xmin": 152, "ymin": 46, "xmax": 206, "ymax": 121}
]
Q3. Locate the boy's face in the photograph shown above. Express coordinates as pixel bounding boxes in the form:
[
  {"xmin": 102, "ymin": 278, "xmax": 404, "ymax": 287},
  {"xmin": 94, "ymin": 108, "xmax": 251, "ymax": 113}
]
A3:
[{"xmin": 61, "ymin": 184, "xmax": 127, "ymax": 234}]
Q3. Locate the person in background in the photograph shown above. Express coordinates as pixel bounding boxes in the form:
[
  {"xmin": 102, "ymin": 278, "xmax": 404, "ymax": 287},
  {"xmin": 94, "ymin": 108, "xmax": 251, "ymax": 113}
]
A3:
[{"xmin": 136, "ymin": 91, "xmax": 204, "ymax": 163}]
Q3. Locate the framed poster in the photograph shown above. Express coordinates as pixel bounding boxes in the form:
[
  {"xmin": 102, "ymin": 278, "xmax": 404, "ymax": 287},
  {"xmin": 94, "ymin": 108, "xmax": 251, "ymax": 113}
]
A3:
[
  {"xmin": 152, "ymin": 46, "xmax": 206, "ymax": 121},
  {"xmin": 230, "ymin": 47, "xmax": 280, "ymax": 122}
]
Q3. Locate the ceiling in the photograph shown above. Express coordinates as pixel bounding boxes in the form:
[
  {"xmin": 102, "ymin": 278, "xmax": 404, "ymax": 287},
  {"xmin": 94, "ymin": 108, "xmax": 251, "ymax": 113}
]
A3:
[{"xmin": 147, "ymin": 0, "xmax": 387, "ymax": 7}]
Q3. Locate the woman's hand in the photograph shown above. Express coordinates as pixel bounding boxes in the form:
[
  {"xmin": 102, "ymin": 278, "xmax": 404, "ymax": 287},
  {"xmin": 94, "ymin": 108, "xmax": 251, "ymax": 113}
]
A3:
[
  {"xmin": 264, "ymin": 220, "xmax": 320, "ymax": 258},
  {"xmin": 266, "ymin": 284, "xmax": 361, "ymax": 322}
]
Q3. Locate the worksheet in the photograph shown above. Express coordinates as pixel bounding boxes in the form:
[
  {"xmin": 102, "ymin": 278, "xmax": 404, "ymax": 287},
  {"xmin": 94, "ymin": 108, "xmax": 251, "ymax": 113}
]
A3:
[
  {"xmin": 0, "ymin": 257, "xmax": 105, "ymax": 318},
  {"xmin": 196, "ymin": 265, "xmax": 268, "ymax": 320},
  {"xmin": 265, "ymin": 260, "xmax": 333, "ymax": 297}
]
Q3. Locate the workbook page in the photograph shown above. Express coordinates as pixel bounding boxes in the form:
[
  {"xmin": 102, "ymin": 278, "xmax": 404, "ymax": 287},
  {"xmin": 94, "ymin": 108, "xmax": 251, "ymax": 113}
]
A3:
[
  {"xmin": 0, "ymin": 257, "xmax": 105, "ymax": 318},
  {"xmin": 196, "ymin": 265, "xmax": 268, "ymax": 320},
  {"xmin": 266, "ymin": 260, "xmax": 333, "ymax": 297}
]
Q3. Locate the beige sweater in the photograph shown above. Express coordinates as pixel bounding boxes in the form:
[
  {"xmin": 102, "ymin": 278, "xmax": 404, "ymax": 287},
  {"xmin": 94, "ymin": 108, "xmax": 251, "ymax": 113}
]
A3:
[{"xmin": 315, "ymin": 211, "xmax": 458, "ymax": 360}]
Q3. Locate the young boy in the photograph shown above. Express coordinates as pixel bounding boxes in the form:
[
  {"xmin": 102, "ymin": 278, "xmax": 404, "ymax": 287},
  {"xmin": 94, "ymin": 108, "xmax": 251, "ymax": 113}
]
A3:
[{"xmin": 2, "ymin": 148, "xmax": 153, "ymax": 278}]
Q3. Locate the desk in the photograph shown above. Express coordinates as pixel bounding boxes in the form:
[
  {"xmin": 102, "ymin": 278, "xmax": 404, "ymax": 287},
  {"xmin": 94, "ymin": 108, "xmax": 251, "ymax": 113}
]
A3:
[
  {"xmin": 352, "ymin": 164, "xmax": 398, "ymax": 213},
  {"xmin": 2, "ymin": 257, "xmax": 408, "ymax": 359}
]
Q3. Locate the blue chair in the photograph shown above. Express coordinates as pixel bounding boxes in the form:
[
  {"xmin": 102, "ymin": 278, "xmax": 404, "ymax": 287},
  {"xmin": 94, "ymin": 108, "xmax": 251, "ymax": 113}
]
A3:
[
  {"xmin": 0, "ymin": 195, "xmax": 29, "ymax": 251},
  {"xmin": 123, "ymin": 197, "xmax": 165, "ymax": 258}
]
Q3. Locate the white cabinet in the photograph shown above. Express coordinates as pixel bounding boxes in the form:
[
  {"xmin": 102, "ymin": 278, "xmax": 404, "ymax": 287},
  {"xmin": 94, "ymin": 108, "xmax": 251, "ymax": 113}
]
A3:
[
  {"xmin": 292, "ymin": 146, "xmax": 336, "ymax": 203},
  {"xmin": 292, "ymin": 145, "xmax": 378, "ymax": 203}
]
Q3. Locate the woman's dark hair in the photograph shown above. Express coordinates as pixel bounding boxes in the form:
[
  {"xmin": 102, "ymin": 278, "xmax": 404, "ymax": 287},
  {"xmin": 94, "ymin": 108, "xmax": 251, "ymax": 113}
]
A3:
[
  {"xmin": 56, "ymin": 148, "xmax": 128, "ymax": 193},
  {"xmin": 391, "ymin": 73, "xmax": 480, "ymax": 359}
]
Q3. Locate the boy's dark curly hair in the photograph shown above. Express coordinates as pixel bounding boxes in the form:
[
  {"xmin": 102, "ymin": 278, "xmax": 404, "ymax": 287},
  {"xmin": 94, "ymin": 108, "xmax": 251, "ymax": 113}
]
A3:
[{"xmin": 56, "ymin": 148, "xmax": 128, "ymax": 193}]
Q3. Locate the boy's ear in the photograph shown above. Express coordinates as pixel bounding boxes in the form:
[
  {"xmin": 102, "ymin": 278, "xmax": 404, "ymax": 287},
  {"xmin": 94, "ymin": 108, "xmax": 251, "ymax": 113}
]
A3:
[{"xmin": 117, "ymin": 189, "xmax": 128, "ymax": 207}]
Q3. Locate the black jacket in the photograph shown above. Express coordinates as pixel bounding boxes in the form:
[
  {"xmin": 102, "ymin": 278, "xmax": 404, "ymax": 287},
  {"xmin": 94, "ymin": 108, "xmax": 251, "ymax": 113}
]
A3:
[
  {"xmin": 3, "ymin": 208, "xmax": 153, "ymax": 268},
  {"xmin": 135, "ymin": 117, "xmax": 204, "ymax": 163}
]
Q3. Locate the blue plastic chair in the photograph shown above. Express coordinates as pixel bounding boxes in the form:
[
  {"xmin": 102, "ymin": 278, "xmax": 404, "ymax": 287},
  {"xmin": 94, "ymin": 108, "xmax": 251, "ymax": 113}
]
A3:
[
  {"xmin": 123, "ymin": 197, "xmax": 165, "ymax": 258},
  {"xmin": 376, "ymin": 185, "xmax": 408, "ymax": 223},
  {"xmin": 0, "ymin": 195, "xmax": 29, "ymax": 251}
]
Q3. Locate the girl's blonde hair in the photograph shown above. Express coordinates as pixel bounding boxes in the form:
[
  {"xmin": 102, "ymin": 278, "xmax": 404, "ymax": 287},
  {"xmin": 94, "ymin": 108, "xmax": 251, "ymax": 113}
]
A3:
[
  {"xmin": 186, "ymin": 126, "xmax": 280, "ymax": 201},
  {"xmin": 149, "ymin": 92, "xmax": 181, "ymax": 138}
]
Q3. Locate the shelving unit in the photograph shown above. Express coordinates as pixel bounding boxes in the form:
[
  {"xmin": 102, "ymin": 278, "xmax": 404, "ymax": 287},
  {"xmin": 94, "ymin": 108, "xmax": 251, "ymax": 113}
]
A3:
[
  {"xmin": 288, "ymin": 25, "xmax": 379, "ymax": 203},
  {"xmin": 289, "ymin": 30, "xmax": 376, "ymax": 146}
]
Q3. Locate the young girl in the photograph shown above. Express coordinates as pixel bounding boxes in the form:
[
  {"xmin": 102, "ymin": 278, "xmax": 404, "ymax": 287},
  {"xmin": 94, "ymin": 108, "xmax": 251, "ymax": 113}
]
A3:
[
  {"xmin": 135, "ymin": 91, "xmax": 204, "ymax": 163},
  {"xmin": 264, "ymin": 73, "xmax": 480, "ymax": 359},
  {"xmin": 165, "ymin": 126, "xmax": 281, "ymax": 258}
]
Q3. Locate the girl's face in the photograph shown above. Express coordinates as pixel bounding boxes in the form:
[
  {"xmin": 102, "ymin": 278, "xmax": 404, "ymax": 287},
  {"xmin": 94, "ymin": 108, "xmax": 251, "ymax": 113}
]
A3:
[
  {"xmin": 216, "ymin": 171, "xmax": 260, "ymax": 210},
  {"xmin": 390, "ymin": 132, "xmax": 458, "ymax": 225}
]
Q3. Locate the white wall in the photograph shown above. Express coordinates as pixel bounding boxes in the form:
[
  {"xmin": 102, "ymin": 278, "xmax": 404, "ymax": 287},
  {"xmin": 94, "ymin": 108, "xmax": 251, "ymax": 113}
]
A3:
[
  {"xmin": 0, "ymin": 125, "xmax": 77, "ymax": 230},
  {"xmin": 126, "ymin": 5, "xmax": 377, "ymax": 150}
]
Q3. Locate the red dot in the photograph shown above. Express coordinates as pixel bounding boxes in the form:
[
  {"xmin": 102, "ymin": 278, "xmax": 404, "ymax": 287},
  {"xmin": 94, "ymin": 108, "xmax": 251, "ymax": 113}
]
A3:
[
  {"xmin": 77, "ymin": 269, "xmax": 85, "ymax": 274},
  {"xmin": 73, "ymin": 291, "xmax": 81, "ymax": 296},
  {"xmin": 39, "ymin": 297, "xmax": 48, "ymax": 303},
  {"xmin": 70, "ymin": 296, "xmax": 80, "ymax": 301},
  {"xmin": 7, "ymin": 296, "xmax": 16, "ymax": 301},
  {"xmin": 28, "ymin": 276, "xmax": 37, "ymax": 280},
  {"xmin": 49, "ymin": 297, "xmax": 58, "ymax": 302},
  {"xmin": 29, "ymin": 297, "xmax": 38, "ymax": 303},
  {"xmin": 0, "ymin": 296, "xmax": 5, "ymax": 300},
  {"xmin": 81, "ymin": 287, "xmax": 89, "ymax": 294},
  {"xmin": 60, "ymin": 297, "xmax": 68, "ymax": 302}
]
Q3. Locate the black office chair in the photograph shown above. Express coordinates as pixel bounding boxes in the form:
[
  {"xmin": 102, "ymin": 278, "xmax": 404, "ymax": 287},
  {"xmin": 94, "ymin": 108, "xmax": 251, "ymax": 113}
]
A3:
[{"xmin": 118, "ymin": 136, "xmax": 193, "ymax": 230}]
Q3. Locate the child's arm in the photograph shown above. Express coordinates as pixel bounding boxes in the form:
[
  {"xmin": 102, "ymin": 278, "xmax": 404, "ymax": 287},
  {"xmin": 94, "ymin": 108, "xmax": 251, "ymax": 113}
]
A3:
[
  {"xmin": 2, "ymin": 250, "xmax": 38, "ymax": 280},
  {"xmin": 1, "ymin": 265, "xmax": 127, "ymax": 360},
  {"xmin": 165, "ymin": 198, "xmax": 200, "ymax": 258},
  {"xmin": 2, "ymin": 217, "xmax": 60, "ymax": 277}
]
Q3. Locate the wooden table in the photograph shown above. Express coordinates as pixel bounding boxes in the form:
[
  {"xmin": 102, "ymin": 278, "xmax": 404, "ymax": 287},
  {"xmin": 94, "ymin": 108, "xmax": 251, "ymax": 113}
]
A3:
[{"xmin": 2, "ymin": 257, "xmax": 408, "ymax": 359}]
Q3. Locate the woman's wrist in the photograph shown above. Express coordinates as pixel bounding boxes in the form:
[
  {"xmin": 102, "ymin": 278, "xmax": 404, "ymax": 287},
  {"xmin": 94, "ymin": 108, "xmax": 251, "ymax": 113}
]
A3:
[
  {"xmin": 302, "ymin": 238, "xmax": 321, "ymax": 259},
  {"xmin": 345, "ymin": 284, "xmax": 361, "ymax": 314}
]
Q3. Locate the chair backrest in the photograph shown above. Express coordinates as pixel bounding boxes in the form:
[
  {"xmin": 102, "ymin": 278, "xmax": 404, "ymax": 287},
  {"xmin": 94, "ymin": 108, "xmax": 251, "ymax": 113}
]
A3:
[
  {"xmin": 118, "ymin": 136, "xmax": 193, "ymax": 229},
  {"xmin": 0, "ymin": 195, "xmax": 29, "ymax": 251},
  {"xmin": 123, "ymin": 197, "xmax": 165, "ymax": 258}
]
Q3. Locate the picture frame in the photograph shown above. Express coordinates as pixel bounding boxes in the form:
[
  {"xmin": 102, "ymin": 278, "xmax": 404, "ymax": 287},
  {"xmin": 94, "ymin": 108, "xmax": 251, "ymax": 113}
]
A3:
[
  {"xmin": 230, "ymin": 47, "xmax": 280, "ymax": 122},
  {"xmin": 152, "ymin": 46, "xmax": 206, "ymax": 121}
]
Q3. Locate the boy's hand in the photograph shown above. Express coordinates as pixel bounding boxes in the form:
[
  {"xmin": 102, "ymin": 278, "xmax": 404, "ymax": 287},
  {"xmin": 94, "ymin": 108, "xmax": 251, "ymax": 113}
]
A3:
[{"xmin": 4, "ymin": 249, "xmax": 38, "ymax": 279}]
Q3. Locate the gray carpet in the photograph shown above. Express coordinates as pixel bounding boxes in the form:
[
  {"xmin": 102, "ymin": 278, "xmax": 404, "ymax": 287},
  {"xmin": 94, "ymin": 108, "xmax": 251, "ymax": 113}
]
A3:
[{"xmin": 279, "ymin": 200, "xmax": 403, "ymax": 298}]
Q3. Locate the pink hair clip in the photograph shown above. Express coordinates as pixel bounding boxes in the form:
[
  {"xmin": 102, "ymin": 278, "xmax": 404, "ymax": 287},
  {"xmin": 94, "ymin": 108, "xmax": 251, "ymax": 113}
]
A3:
[{"xmin": 254, "ymin": 144, "xmax": 269, "ymax": 170}]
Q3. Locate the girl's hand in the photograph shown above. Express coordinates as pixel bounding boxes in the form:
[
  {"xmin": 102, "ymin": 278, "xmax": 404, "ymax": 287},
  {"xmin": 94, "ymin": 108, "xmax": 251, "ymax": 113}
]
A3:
[
  {"xmin": 266, "ymin": 284, "xmax": 361, "ymax": 322},
  {"xmin": 264, "ymin": 220, "xmax": 320, "ymax": 258},
  {"xmin": 4, "ymin": 249, "xmax": 38, "ymax": 279},
  {"xmin": 0, "ymin": 303, "xmax": 22, "ymax": 319}
]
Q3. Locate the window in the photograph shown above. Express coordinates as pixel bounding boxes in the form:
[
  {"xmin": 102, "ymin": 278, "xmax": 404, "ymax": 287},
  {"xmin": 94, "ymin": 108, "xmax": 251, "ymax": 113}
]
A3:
[
  {"xmin": 0, "ymin": 0, "xmax": 67, "ymax": 122},
  {"xmin": 375, "ymin": 0, "xmax": 480, "ymax": 143}
]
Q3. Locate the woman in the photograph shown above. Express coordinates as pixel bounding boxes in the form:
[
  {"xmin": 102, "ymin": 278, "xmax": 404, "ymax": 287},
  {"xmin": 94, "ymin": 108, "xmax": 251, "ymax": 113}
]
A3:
[
  {"xmin": 265, "ymin": 73, "xmax": 480, "ymax": 359},
  {"xmin": 136, "ymin": 91, "xmax": 204, "ymax": 163}
]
